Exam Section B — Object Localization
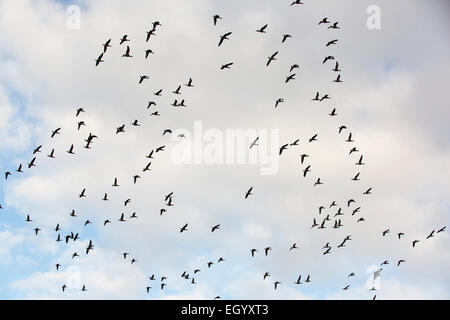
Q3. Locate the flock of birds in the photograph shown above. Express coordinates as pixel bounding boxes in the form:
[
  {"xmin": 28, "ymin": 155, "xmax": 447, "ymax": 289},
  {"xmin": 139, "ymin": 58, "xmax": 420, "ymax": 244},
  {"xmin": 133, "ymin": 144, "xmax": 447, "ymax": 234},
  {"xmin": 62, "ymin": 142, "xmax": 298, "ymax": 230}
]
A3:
[{"xmin": 1, "ymin": 3, "xmax": 446, "ymax": 300}]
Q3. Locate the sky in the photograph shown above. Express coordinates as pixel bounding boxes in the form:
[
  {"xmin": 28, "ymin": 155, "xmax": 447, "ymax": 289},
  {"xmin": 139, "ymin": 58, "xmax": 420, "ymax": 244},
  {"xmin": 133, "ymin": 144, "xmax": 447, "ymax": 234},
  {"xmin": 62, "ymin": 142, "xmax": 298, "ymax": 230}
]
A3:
[{"xmin": 0, "ymin": 0, "xmax": 449, "ymax": 299}]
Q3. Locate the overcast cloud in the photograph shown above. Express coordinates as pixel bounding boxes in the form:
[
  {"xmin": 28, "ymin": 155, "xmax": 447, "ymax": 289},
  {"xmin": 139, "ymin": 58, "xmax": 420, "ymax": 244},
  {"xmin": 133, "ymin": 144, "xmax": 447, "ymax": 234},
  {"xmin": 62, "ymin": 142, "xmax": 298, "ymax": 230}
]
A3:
[{"xmin": 0, "ymin": 0, "xmax": 449, "ymax": 299}]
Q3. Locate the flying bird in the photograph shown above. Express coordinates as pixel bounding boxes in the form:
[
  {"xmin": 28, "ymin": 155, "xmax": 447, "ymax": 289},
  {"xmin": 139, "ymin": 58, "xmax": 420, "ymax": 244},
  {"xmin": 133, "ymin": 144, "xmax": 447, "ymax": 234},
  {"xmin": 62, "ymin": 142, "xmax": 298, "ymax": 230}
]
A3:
[
  {"xmin": 267, "ymin": 51, "xmax": 278, "ymax": 66},
  {"xmin": 256, "ymin": 24, "xmax": 268, "ymax": 33},
  {"xmin": 213, "ymin": 14, "xmax": 222, "ymax": 26},
  {"xmin": 218, "ymin": 32, "xmax": 232, "ymax": 47}
]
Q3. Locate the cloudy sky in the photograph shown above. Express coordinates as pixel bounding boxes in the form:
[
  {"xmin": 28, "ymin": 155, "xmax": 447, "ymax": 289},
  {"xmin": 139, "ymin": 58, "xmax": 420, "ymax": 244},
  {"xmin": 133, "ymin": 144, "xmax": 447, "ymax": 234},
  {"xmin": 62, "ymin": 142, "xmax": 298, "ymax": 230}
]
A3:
[{"xmin": 0, "ymin": 0, "xmax": 449, "ymax": 299}]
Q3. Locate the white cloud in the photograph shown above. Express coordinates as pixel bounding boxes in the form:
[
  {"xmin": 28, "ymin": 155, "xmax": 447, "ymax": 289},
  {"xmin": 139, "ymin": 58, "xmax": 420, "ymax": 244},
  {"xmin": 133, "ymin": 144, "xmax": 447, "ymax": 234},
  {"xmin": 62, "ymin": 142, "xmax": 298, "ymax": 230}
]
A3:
[{"xmin": 0, "ymin": 0, "xmax": 449, "ymax": 299}]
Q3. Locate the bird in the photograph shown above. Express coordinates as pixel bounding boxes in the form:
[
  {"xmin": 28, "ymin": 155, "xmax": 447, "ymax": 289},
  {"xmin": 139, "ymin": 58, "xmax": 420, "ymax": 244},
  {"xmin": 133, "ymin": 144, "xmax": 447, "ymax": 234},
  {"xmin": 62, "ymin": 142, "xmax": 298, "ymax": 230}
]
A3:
[
  {"xmin": 211, "ymin": 224, "xmax": 220, "ymax": 232},
  {"xmin": 290, "ymin": 64, "xmax": 299, "ymax": 72},
  {"xmin": 133, "ymin": 175, "xmax": 141, "ymax": 184},
  {"xmin": 355, "ymin": 155, "xmax": 365, "ymax": 165},
  {"xmin": 245, "ymin": 187, "xmax": 253, "ymax": 199},
  {"xmin": 275, "ymin": 98, "xmax": 284, "ymax": 108},
  {"xmin": 382, "ymin": 229, "xmax": 390, "ymax": 236},
  {"xmin": 266, "ymin": 51, "xmax": 278, "ymax": 66},
  {"xmin": 282, "ymin": 34, "xmax": 292, "ymax": 43},
  {"xmin": 339, "ymin": 125, "xmax": 347, "ymax": 134},
  {"xmin": 329, "ymin": 108, "xmax": 337, "ymax": 116},
  {"xmin": 300, "ymin": 154, "xmax": 309, "ymax": 164},
  {"xmin": 322, "ymin": 56, "xmax": 334, "ymax": 64},
  {"xmin": 185, "ymin": 78, "xmax": 194, "ymax": 87},
  {"xmin": 172, "ymin": 85, "xmax": 181, "ymax": 95},
  {"xmin": 154, "ymin": 89, "xmax": 163, "ymax": 96},
  {"xmin": 363, "ymin": 188, "xmax": 372, "ymax": 195},
  {"xmin": 118, "ymin": 213, "xmax": 126, "ymax": 222},
  {"xmin": 326, "ymin": 39, "xmax": 338, "ymax": 46},
  {"xmin": 328, "ymin": 22, "xmax": 340, "ymax": 29},
  {"xmin": 303, "ymin": 165, "xmax": 311, "ymax": 177},
  {"xmin": 143, "ymin": 162, "xmax": 152, "ymax": 172},
  {"xmin": 26, "ymin": 214, "xmax": 32, "ymax": 222},
  {"xmin": 412, "ymin": 240, "xmax": 420, "ymax": 247},
  {"xmin": 333, "ymin": 61, "xmax": 341, "ymax": 72},
  {"xmin": 398, "ymin": 232, "xmax": 405, "ymax": 239},
  {"xmin": 47, "ymin": 149, "xmax": 55, "ymax": 158},
  {"xmin": 249, "ymin": 137, "xmax": 259, "ymax": 149},
  {"xmin": 351, "ymin": 173, "xmax": 360, "ymax": 181},
  {"xmin": 51, "ymin": 127, "xmax": 61, "ymax": 138},
  {"xmin": 116, "ymin": 125, "xmax": 125, "ymax": 134},
  {"xmin": 221, "ymin": 62, "xmax": 233, "ymax": 70},
  {"xmin": 263, "ymin": 272, "xmax": 270, "ymax": 280},
  {"xmin": 213, "ymin": 14, "xmax": 222, "ymax": 26},
  {"xmin": 397, "ymin": 260, "xmax": 406, "ymax": 266},
  {"xmin": 309, "ymin": 134, "xmax": 318, "ymax": 142},
  {"xmin": 291, "ymin": 0, "xmax": 304, "ymax": 5},
  {"xmin": 112, "ymin": 178, "xmax": 119, "ymax": 187},
  {"xmin": 279, "ymin": 144, "xmax": 289, "ymax": 155},
  {"xmin": 437, "ymin": 226, "xmax": 446, "ymax": 233},
  {"xmin": 79, "ymin": 188, "xmax": 86, "ymax": 198},
  {"xmin": 264, "ymin": 247, "xmax": 272, "ymax": 256},
  {"xmin": 119, "ymin": 35, "xmax": 129, "ymax": 45},
  {"xmin": 426, "ymin": 230, "xmax": 435, "ymax": 239},
  {"xmin": 180, "ymin": 223, "xmax": 188, "ymax": 233},
  {"xmin": 285, "ymin": 73, "xmax": 296, "ymax": 83},
  {"xmin": 333, "ymin": 74, "xmax": 342, "ymax": 83},
  {"xmin": 86, "ymin": 240, "xmax": 94, "ymax": 254},
  {"xmin": 102, "ymin": 39, "xmax": 111, "ymax": 52},
  {"xmin": 289, "ymin": 243, "xmax": 298, "ymax": 251},
  {"xmin": 28, "ymin": 157, "xmax": 36, "ymax": 169},
  {"xmin": 294, "ymin": 275, "xmax": 302, "ymax": 285},
  {"xmin": 122, "ymin": 45, "xmax": 132, "ymax": 57},
  {"xmin": 139, "ymin": 75, "xmax": 149, "ymax": 84},
  {"xmin": 218, "ymin": 32, "xmax": 232, "ymax": 47},
  {"xmin": 318, "ymin": 17, "xmax": 330, "ymax": 25},
  {"xmin": 67, "ymin": 144, "xmax": 75, "ymax": 154},
  {"xmin": 250, "ymin": 249, "xmax": 257, "ymax": 257},
  {"xmin": 256, "ymin": 24, "xmax": 268, "ymax": 33},
  {"xmin": 146, "ymin": 29, "xmax": 155, "ymax": 42},
  {"xmin": 274, "ymin": 281, "xmax": 281, "ymax": 290},
  {"xmin": 312, "ymin": 92, "xmax": 320, "ymax": 101},
  {"xmin": 95, "ymin": 53, "xmax": 104, "ymax": 66},
  {"xmin": 75, "ymin": 108, "xmax": 85, "ymax": 117}
]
